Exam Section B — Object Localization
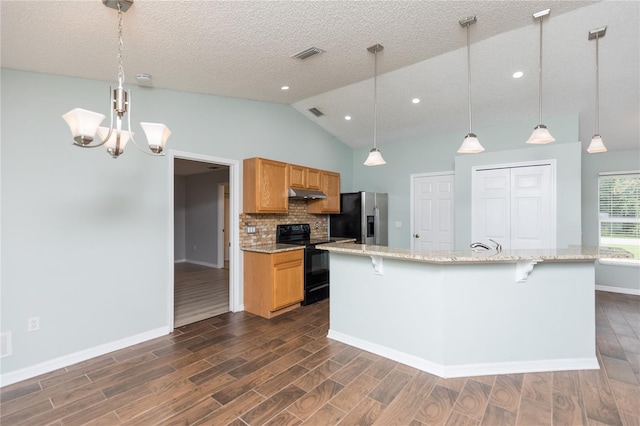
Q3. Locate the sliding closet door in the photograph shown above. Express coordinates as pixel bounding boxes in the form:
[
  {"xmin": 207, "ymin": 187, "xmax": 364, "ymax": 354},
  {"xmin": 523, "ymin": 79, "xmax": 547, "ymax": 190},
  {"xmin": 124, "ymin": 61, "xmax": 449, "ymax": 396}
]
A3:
[
  {"xmin": 472, "ymin": 168, "xmax": 511, "ymax": 249},
  {"xmin": 472, "ymin": 164, "xmax": 554, "ymax": 250}
]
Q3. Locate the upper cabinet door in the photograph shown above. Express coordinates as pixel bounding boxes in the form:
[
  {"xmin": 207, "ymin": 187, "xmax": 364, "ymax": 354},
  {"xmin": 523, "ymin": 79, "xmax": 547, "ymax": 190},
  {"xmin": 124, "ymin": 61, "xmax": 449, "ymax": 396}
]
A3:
[
  {"xmin": 243, "ymin": 158, "xmax": 288, "ymax": 213},
  {"xmin": 306, "ymin": 168, "xmax": 322, "ymax": 190},
  {"xmin": 288, "ymin": 164, "xmax": 306, "ymax": 189},
  {"xmin": 308, "ymin": 171, "xmax": 340, "ymax": 214}
]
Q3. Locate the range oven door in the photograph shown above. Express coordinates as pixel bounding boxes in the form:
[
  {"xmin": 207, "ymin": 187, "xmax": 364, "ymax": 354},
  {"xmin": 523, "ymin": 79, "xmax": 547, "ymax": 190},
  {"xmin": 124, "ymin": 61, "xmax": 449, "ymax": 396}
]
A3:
[{"xmin": 302, "ymin": 246, "xmax": 329, "ymax": 305}]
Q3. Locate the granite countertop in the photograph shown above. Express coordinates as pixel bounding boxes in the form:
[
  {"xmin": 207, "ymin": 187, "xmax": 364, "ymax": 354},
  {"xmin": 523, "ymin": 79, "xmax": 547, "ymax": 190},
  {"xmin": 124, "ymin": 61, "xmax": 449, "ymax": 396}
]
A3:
[
  {"xmin": 331, "ymin": 237, "xmax": 357, "ymax": 243},
  {"xmin": 241, "ymin": 244, "xmax": 305, "ymax": 254},
  {"xmin": 316, "ymin": 243, "xmax": 620, "ymax": 264}
]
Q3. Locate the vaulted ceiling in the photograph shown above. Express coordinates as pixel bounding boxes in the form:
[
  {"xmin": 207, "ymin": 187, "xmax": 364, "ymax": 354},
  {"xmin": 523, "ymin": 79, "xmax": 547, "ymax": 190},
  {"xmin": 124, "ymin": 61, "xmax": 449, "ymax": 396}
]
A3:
[{"xmin": 2, "ymin": 0, "xmax": 638, "ymax": 151}]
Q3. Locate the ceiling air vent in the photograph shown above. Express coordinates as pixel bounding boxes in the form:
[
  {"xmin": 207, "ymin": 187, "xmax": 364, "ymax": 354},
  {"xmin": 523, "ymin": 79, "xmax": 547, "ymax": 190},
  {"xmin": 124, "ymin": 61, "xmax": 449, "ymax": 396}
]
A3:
[
  {"xmin": 308, "ymin": 107, "xmax": 324, "ymax": 117},
  {"xmin": 291, "ymin": 46, "xmax": 325, "ymax": 60}
]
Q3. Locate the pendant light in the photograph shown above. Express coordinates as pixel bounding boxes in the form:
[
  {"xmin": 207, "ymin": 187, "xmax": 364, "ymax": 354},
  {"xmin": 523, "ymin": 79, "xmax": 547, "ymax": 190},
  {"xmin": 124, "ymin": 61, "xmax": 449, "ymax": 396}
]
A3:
[
  {"xmin": 587, "ymin": 26, "xmax": 607, "ymax": 153},
  {"xmin": 364, "ymin": 44, "xmax": 386, "ymax": 166},
  {"xmin": 526, "ymin": 9, "xmax": 555, "ymax": 144},
  {"xmin": 458, "ymin": 16, "xmax": 485, "ymax": 154}
]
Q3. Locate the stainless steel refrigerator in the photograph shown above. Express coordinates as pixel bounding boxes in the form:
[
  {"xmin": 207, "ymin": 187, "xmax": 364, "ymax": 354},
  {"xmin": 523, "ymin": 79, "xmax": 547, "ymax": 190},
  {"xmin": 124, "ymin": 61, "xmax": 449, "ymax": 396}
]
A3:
[{"xmin": 329, "ymin": 192, "xmax": 388, "ymax": 245}]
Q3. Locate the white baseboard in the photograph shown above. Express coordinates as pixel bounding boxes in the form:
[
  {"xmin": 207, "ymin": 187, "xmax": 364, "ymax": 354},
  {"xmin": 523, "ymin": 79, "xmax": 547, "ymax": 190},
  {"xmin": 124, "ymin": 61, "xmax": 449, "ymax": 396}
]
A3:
[
  {"xmin": 595, "ymin": 285, "xmax": 640, "ymax": 296},
  {"xmin": 183, "ymin": 259, "xmax": 220, "ymax": 268},
  {"xmin": 327, "ymin": 329, "xmax": 600, "ymax": 378},
  {"xmin": 174, "ymin": 258, "xmax": 187, "ymax": 263},
  {"xmin": 0, "ymin": 326, "xmax": 170, "ymax": 388}
]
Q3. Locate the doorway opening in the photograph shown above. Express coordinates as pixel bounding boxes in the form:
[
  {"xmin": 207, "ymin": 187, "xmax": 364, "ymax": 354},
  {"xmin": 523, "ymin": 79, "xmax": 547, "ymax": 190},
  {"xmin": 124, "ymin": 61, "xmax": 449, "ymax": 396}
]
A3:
[{"xmin": 170, "ymin": 151, "xmax": 241, "ymax": 328}]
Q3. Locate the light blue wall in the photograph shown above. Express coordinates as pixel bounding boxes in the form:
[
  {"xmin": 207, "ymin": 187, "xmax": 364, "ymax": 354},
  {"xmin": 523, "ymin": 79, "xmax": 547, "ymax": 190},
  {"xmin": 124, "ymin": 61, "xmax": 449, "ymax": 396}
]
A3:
[
  {"xmin": 351, "ymin": 114, "xmax": 580, "ymax": 248},
  {"xmin": 582, "ymin": 149, "xmax": 640, "ymax": 292},
  {"xmin": 0, "ymin": 69, "xmax": 353, "ymax": 376}
]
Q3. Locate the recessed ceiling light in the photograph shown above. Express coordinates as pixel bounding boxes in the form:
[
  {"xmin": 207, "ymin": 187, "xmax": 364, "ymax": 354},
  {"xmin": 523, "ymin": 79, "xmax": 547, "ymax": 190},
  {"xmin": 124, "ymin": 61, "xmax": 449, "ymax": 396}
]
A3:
[
  {"xmin": 512, "ymin": 71, "xmax": 524, "ymax": 79},
  {"xmin": 281, "ymin": 86, "xmax": 290, "ymax": 90},
  {"xmin": 344, "ymin": 116, "xmax": 352, "ymax": 121},
  {"xmin": 412, "ymin": 98, "xmax": 420, "ymax": 104}
]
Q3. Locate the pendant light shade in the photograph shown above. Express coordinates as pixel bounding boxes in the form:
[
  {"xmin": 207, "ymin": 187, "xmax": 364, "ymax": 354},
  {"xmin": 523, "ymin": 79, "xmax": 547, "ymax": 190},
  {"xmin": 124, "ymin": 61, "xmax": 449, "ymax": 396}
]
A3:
[
  {"xmin": 458, "ymin": 133, "xmax": 484, "ymax": 154},
  {"xmin": 587, "ymin": 26, "xmax": 607, "ymax": 154},
  {"xmin": 458, "ymin": 16, "xmax": 484, "ymax": 154},
  {"xmin": 526, "ymin": 9, "xmax": 555, "ymax": 145},
  {"xmin": 364, "ymin": 148, "xmax": 386, "ymax": 166},
  {"xmin": 364, "ymin": 44, "xmax": 386, "ymax": 166}
]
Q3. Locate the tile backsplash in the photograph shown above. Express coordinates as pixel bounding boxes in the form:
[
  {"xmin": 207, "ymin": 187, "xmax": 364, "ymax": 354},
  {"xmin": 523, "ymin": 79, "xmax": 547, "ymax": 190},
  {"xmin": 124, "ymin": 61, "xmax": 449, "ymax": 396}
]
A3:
[{"xmin": 239, "ymin": 199, "xmax": 328, "ymax": 247}]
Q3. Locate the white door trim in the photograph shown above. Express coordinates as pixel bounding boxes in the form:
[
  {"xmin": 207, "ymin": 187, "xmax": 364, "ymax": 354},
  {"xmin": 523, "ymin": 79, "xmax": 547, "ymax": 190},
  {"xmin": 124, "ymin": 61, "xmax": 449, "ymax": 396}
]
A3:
[
  {"xmin": 217, "ymin": 183, "xmax": 225, "ymax": 268},
  {"xmin": 472, "ymin": 159, "xmax": 557, "ymax": 248},
  {"xmin": 168, "ymin": 150, "xmax": 242, "ymax": 330},
  {"xmin": 410, "ymin": 171, "xmax": 454, "ymax": 249}
]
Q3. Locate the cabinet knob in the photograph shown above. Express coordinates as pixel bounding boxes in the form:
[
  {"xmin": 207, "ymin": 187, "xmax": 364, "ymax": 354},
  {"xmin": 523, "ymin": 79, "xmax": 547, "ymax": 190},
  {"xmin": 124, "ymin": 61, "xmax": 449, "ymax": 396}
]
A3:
[{"xmin": 414, "ymin": 234, "xmax": 420, "ymax": 238}]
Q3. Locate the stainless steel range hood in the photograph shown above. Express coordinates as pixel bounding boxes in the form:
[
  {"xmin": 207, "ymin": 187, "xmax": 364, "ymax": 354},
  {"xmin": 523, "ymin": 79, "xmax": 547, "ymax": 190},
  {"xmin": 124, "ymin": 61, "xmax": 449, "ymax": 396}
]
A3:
[{"xmin": 288, "ymin": 188, "xmax": 327, "ymax": 199}]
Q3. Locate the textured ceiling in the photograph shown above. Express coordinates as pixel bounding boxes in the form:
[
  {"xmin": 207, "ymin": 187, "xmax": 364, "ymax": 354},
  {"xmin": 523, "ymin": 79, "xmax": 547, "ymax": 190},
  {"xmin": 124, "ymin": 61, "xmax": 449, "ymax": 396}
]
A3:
[{"xmin": 2, "ymin": 0, "xmax": 638, "ymax": 152}]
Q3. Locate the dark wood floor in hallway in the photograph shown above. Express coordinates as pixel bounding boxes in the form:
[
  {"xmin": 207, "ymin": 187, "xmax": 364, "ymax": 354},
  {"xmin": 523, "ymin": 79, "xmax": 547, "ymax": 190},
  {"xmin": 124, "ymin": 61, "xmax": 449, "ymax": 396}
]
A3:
[{"xmin": 1, "ymin": 291, "xmax": 639, "ymax": 425}]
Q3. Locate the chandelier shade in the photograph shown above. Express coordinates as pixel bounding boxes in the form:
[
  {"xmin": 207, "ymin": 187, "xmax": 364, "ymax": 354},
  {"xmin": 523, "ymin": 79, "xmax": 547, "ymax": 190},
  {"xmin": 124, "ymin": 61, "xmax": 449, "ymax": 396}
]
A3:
[
  {"xmin": 97, "ymin": 126, "xmax": 132, "ymax": 158},
  {"xmin": 62, "ymin": 108, "xmax": 106, "ymax": 146},
  {"xmin": 526, "ymin": 9, "xmax": 555, "ymax": 145},
  {"xmin": 140, "ymin": 122, "xmax": 172, "ymax": 153},
  {"xmin": 61, "ymin": 0, "xmax": 170, "ymax": 159},
  {"xmin": 457, "ymin": 15, "xmax": 484, "ymax": 154}
]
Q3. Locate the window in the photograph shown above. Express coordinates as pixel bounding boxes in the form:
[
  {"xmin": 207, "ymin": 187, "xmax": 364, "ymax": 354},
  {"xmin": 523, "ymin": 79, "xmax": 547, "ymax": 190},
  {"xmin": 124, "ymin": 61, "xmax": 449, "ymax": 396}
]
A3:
[{"xmin": 598, "ymin": 172, "xmax": 640, "ymax": 265}]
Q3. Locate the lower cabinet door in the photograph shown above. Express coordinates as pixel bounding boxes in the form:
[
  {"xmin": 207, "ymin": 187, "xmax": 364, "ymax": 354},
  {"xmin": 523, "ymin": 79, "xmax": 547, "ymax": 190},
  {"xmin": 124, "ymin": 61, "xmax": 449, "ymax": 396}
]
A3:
[{"xmin": 271, "ymin": 259, "xmax": 304, "ymax": 311}]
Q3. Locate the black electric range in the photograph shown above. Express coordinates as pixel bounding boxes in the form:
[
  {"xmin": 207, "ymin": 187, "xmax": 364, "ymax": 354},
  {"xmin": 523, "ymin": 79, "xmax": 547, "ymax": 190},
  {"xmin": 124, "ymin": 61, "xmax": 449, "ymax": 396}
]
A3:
[{"xmin": 276, "ymin": 224, "xmax": 332, "ymax": 305}]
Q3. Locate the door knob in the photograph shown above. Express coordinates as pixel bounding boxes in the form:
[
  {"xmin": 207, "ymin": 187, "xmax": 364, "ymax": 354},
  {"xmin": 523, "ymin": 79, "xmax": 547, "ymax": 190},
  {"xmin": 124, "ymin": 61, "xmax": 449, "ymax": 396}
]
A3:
[{"xmin": 414, "ymin": 234, "xmax": 420, "ymax": 238}]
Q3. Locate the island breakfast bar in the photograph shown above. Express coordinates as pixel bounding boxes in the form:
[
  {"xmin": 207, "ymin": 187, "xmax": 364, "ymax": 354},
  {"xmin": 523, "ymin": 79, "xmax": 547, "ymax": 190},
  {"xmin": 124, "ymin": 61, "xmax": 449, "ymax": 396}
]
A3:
[{"xmin": 318, "ymin": 243, "xmax": 601, "ymax": 378}]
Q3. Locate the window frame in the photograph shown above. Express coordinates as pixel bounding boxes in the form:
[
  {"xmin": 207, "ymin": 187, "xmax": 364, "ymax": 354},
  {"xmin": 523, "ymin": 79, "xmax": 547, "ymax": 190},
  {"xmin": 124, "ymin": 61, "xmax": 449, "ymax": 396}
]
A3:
[{"xmin": 597, "ymin": 171, "xmax": 640, "ymax": 267}]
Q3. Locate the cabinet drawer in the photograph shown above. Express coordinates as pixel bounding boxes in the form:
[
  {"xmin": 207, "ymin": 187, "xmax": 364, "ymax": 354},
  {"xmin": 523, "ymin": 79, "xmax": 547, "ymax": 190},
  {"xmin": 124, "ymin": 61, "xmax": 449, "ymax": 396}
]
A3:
[{"xmin": 273, "ymin": 249, "xmax": 303, "ymax": 265}]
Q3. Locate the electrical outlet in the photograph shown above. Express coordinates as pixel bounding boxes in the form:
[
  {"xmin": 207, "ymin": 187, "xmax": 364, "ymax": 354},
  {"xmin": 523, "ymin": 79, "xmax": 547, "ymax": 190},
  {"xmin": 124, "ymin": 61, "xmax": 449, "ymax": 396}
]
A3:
[{"xmin": 27, "ymin": 317, "xmax": 40, "ymax": 332}]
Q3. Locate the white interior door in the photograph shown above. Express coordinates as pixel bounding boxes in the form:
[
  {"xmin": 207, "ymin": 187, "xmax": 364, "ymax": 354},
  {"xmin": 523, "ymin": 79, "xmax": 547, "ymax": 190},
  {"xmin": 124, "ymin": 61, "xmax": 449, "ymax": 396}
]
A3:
[
  {"xmin": 412, "ymin": 173, "xmax": 454, "ymax": 250},
  {"xmin": 472, "ymin": 163, "xmax": 554, "ymax": 250},
  {"xmin": 510, "ymin": 166, "xmax": 552, "ymax": 249}
]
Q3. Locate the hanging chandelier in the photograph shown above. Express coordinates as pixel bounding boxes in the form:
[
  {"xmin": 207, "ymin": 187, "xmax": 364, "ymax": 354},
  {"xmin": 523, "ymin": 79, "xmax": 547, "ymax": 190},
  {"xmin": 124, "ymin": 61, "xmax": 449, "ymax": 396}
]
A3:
[
  {"xmin": 587, "ymin": 26, "xmax": 607, "ymax": 154},
  {"xmin": 457, "ymin": 15, "xmax": 484, "ymax": 154},
  {"xmin": 62, "ymin": 0, "xmax": 170, "ymax": 159},
  {"xmin": 526, "ymin": 9, "xmax": 555, "ymax": 145},
  {"xmin": 364, "ymin": 44, "xmax": 386, "ymax": 166}
]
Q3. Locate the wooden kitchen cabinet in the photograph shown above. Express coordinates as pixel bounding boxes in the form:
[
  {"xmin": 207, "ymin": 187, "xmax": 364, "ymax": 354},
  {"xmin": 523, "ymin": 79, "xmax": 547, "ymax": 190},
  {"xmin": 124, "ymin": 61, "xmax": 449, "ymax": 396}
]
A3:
[
  {"xmin": 243, "ymin": 157, "xmax": 288, "ymax": 213},
  {"xmin": 288, "ymin": 164, "xmax": 321, "ymax": 190},
  {"xmin": 307, "ymin": 170, "xmax": 340, "ymax": 213},
  {"xmin": 243, "ymin": 249, "xmax": 304, "ymax": 319}
]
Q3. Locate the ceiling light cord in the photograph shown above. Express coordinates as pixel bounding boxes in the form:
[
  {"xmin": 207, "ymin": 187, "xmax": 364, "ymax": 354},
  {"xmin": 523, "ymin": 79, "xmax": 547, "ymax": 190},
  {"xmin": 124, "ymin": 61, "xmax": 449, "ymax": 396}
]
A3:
[
  {"xmin": 538, "ymin": 15, "xmax": 543, "ymax": 124},
  {"xmin": 467, "ymin": 23, "xmax": 472, "ymax": 133},
  {"xmin": 595, "ymin": 32, "xmax": 600, "ymax": 135},
  {"xmin": 373, "ymin": 48, "xmax": 378, "ymax": 149},
  {"xmin": 117, "ymin": 3, "xmax": 125, "ymax": 89}
]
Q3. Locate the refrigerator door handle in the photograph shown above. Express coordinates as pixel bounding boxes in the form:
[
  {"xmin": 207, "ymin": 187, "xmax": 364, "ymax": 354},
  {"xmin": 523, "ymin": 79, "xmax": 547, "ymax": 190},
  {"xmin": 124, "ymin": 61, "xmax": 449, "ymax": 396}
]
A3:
[{"xmin": 374, "ymin": 206, "xmax": 380, "ymax": 245}]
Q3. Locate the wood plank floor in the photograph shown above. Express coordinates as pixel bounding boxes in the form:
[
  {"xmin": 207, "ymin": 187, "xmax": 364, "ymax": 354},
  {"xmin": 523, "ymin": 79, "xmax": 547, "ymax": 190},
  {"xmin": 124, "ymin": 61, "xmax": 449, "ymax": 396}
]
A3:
[
  {"xmin": 174, "ymin": 262, "xmax": 229, "ymax": 328},
  {"xmin": 2, "ymin": 291, "xmax": 639, "ymax": 425}
]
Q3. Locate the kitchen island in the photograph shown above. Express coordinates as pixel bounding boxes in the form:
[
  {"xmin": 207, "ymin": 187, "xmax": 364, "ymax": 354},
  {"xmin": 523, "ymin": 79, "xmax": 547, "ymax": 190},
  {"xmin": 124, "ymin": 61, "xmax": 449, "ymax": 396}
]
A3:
[{"xmin": 318, "ymin": 243, "xmax": 602, "ymax": 378}]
